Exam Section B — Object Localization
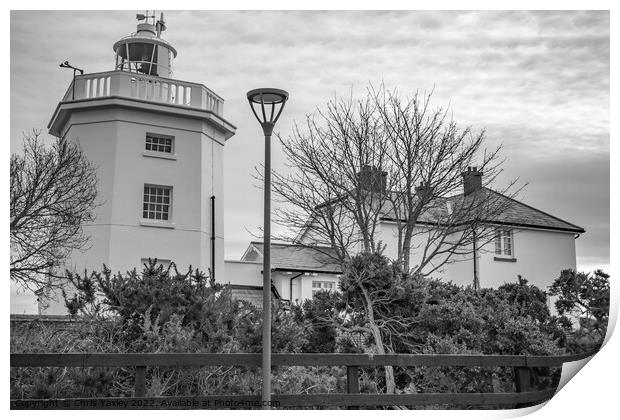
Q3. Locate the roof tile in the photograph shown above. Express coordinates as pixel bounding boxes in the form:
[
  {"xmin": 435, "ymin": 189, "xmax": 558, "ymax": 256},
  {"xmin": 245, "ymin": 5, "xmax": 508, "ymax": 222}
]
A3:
[
  {"xmin": 380, "ymin": 188, "xmax": 584, "ymax": 233},
  {"xmin": 244, "ymin": 242, "xmax": 342, "ymax": 273}
]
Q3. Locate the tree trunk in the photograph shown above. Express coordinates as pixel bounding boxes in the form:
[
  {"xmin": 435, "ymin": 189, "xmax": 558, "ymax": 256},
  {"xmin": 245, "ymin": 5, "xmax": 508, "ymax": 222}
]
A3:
[
  {"xmin": 369, "ymin": 323, "xmax": 396, "ymax": 394},
  {"xmin": 401, "ymin": 224, "xmax": 414, "ymax": 272},
  {"xmin": 360, "ymin": 279, "xmax": 397, "ymax": 394}
]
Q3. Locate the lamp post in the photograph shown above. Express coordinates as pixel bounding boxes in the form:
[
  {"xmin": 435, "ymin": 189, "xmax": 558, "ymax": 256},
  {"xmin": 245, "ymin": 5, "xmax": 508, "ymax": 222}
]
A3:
[
  {"xmin": 247, "ymin": 87, "xmax": 289, "ymax": 409},
  {"xmin": 59, "ymin": 61, "xmax": 84, "ymax": 100}
]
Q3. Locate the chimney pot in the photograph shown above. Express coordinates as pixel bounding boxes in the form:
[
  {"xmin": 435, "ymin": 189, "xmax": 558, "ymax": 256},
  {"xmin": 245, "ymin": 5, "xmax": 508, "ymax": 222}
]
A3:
[
  {"xmin": 462, "ymin": 166, "xmax": 483, "ymax": 195},
  {"xmin": 415, "ymin": 183, "xmax": 433, "ymax": 200},
  {"xmin": 358, "ymin": 165, "xmax": 387, "ymax": 193}
]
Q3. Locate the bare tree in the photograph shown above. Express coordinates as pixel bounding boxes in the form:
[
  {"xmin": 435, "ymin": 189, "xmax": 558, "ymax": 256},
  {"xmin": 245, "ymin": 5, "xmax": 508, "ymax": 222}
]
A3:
[
  {"xmin": 269, "ymin": 84, "xmax": 520, "ymax": 281},
  {"xmin": 267, "ymin": 91, "xmax": 393, "ymax": 263},
  {"xmin": 265, "ymin": 85, "xmax": 522, "ymax": 395},
  {"xmin": 371, "ymin": 85, "xmax": 520, "ymax": 278},
  {"xmin": 10, "ymin": 131, "xmax": 98, "ymax": 291}
]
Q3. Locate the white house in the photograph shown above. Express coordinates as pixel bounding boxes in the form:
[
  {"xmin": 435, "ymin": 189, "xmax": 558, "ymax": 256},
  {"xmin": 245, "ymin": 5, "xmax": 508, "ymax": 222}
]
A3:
[
  {"xmin": 377, "ymin": 168, "xmax": 584, "ymax": 292},
  {"xmin": 226, "ymin": 167, "xmax": 584, "ymax": 304},
  {"xmin": 38, "ymin": 14, "xmax": 235, "ymax": 314},
  {"xmin": 224, "ymin": 242, "xmax": 342, "ymax": 306}
]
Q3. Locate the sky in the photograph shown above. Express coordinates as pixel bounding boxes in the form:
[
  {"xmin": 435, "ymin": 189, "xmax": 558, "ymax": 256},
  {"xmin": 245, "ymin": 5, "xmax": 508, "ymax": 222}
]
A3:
[{"xmin": 10, "ymin": 10, "xmax": 609, "ymax": 312}]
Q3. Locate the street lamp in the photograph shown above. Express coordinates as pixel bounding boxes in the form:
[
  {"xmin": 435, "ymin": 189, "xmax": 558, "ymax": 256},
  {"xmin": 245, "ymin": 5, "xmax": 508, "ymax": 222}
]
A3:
[
  {"xmin": 247, "ymin": 87, "xmax": 289, "ymax": 409},
  {"xmin": 59, "ymin": 61, "xmax": 84, "ymax": 101}
]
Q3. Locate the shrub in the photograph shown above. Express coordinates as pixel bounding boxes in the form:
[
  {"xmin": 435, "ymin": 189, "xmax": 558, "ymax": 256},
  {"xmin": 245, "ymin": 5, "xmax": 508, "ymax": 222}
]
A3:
[{"xmin": 12, "ymin": 258, "xmax": 607, "ymax": 403}]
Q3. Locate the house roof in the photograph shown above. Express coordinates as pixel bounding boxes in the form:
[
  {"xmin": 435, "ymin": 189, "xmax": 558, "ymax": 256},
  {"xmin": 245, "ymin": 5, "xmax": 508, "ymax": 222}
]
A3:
[
  {"xmin": 229, "ymin": 285, "xmax": 280, "ymax": 308},
  {"xmin": 379, "ymin": 188, "xmax": 585, "ymax": 233},
  {"xmin": 242, "ymin": 242, "xmax": 343, "ymax": 273},
  {"xmin": 229, "ymin": 285, "xmax": 264, "ymax": 307},
  {"xmin": 476, "ymin": 189, "xmax": 585, "ymax": 233}
]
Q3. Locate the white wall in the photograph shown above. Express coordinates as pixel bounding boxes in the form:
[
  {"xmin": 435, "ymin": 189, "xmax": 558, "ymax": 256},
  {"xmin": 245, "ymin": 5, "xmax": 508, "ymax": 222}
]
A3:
[
  {"xmin": 224, "ymin": 261, "xmax": 341, "ymax": 304},
  {"xmin": 376, "ymin": 221, "xmax": 446, "ymax": 269},
  {"xmin": 223, "ymin": 260, "xmax": 262, "ymax": 287},
  {"xmin": 272, "ymin": 272, "xmax": 340, "ymax": 303},
  {"xmin": 40, "ymin": 98, "xmax": 231, "ymax": 315},
  {"xmin": 57, "ymin": 105, "xmax": 227, "ymax": 275},
  {"xmin": 477, "ymin": 229, "xmax": 576, "ymax": 290},
  {"xmin": 379, "ymin": 220, "xmax": 577, "ymax": 292}
]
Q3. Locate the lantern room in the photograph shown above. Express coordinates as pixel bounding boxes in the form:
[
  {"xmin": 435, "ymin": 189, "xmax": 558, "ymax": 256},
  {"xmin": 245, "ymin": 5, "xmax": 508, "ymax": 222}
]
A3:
[{"xmin": 112, "ymin": 12, "xmax": 177, "ymax": 78}]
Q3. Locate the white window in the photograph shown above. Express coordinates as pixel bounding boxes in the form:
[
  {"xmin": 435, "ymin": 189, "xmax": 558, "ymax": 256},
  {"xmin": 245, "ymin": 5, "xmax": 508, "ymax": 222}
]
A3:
[
  {"xmin": 312, "ymin": 281, "xmax": 335, "ymax": 297},
  {"xmin": 494, "ymin": 229, "xmax": 513, "ymax": 257},
  {"xmin": 143, "ymin": 185, "xmax": 172, "ymax": 221},
  {"xmin": 145, "ymin": 133, "xmax": 174, "ymax": 154}
]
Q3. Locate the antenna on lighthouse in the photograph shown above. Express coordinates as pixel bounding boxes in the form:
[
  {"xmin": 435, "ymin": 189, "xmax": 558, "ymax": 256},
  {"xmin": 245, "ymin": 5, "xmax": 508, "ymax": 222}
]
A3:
[{"xmin": 156, "ymin": 13, "xmax": 166, "ymax": 38}]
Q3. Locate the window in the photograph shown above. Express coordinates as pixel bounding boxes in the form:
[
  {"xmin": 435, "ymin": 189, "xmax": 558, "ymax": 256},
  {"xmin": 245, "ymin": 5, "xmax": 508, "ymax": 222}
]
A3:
[
  {"xmin": 312, "ymin": 281, "xmax": 335, "ymax": 297},
  {"xmin": 142, "ymin": 185, "xmax": 172, "ymax": 221},
  {"xmin": 494, "ymin": 229, "xmax": 513, "ymax": 257},
  {"xmin": 145, "ymin": 133, "xmax": 174, "ymax": 153}
]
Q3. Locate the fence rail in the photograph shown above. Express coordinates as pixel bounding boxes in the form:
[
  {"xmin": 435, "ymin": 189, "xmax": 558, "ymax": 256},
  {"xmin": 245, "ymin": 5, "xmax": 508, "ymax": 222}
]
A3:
[{"xmin": 10, "ymin": 350, "xmax": 597, "ymax": 409}]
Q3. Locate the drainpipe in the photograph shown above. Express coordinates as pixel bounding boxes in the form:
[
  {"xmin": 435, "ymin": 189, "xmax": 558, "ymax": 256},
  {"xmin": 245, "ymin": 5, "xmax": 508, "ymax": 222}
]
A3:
[
  {"xmin": 211, "ymin": 195, "xmax": 216, "ymax": 280},
  {"xmin": 472, "ymin": 228, "xmax": 479, "ymax": 291},
  {"xmin": 289, "ymin": 273, "xmax": 303, "ymax": 302}
]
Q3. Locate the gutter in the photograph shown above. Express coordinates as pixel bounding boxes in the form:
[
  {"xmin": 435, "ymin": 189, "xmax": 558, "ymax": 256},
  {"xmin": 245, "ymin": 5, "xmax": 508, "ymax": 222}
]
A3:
[
  {"xmin": 272, "ymin": 267, "xmax": 343, "ymax": 275},
  {"xmin": 379, "ymin": 217, "xmax": 585, "ymax": 234}
]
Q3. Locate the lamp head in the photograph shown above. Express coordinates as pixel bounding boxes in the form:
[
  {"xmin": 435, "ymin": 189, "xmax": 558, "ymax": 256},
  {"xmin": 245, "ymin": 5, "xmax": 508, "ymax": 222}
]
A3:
[
  {"xmin": 247, "ymin": 88, "xmax": 289, "ymax": 136},
  {"xmin": 247, "ymin": 88, "xmax": 288, "ymax": 105}
]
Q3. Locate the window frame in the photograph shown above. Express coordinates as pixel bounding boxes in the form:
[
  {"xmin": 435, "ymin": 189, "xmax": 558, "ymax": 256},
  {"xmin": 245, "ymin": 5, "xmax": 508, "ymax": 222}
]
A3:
[
  {"xmin": 143, "ymin": 132, "xmax": 177, "ymax": 160},
  {"xmin": 141, "ymin": 184, "xmax": 173, "ymax": 225},
  {"xmin": 311, "ymin": 280, "xmax": 336, "ymax": 297},
  {"xmin": 494, "ymin": 228, "xmax": 516, "ymax": 261}
]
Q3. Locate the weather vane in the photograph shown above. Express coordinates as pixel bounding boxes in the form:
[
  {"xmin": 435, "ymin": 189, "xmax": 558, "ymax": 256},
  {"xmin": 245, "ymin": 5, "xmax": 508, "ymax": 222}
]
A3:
[{"xmin": 136, "ymin": 10, "xmax": 167, "ymax": 37}]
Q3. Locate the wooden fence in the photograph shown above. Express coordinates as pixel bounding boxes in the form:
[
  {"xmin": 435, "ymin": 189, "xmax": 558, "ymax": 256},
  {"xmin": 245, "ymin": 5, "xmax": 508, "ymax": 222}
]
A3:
[{"xmin": 10, "ymin": 350, "xmax": 597, "ymax": 409}]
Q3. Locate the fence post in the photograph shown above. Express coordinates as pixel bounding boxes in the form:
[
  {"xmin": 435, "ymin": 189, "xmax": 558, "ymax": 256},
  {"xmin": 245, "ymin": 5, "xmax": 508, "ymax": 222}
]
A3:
[
  {"xmin": 347, "ymin": 366, "xmax": 360, "ymax": 410},
  {"xmin": 134, "ymin": 366, "xmax": 147, "ymax": 397},
  {"xmin": 513, "ymin": 366, "xmax": 532, "ymax": 408}
]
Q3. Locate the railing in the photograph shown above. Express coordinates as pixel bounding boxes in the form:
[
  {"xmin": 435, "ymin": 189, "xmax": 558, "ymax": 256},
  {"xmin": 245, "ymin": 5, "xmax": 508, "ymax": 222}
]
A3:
[
  {"xmin": 60, "ymin": 71, "xmax": 224, "ymax": 116},
  {"xmin": 10, "ymin": 351, "xmax": 597, "ymax": 409}
]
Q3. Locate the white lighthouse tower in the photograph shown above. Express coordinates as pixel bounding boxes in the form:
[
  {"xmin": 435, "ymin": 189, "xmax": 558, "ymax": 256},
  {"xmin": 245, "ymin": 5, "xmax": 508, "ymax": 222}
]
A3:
[{"xmin": 43, "ymin": 13, "xmax": 235, "ymax": 313}]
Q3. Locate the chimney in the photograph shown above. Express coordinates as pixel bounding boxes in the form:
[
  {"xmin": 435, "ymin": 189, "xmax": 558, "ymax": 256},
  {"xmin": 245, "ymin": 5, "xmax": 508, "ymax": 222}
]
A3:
[
  {"xmin": 462, "ymin": 166, "xmax": 483, "ymax": 195},
  {"xmin": 358, "ymin": 165, "xmax": 387, "ymax": 193},
  {"xmin": 415, "ymin": 183, "xmax": 433, "ymax": 200}
]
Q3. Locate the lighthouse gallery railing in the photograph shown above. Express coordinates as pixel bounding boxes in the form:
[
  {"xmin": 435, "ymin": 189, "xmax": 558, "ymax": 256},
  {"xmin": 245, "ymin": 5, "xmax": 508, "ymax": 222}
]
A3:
[{"xmin": 61, "ymin": 70, "xmax": 224, "ymax": 116}]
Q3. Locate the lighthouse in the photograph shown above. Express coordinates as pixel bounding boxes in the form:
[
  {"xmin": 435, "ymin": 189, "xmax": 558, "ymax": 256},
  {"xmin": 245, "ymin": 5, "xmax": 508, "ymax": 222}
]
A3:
[{"xmin": 43, "ymin": 13, "xmax": 236, "ymax": 313}]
